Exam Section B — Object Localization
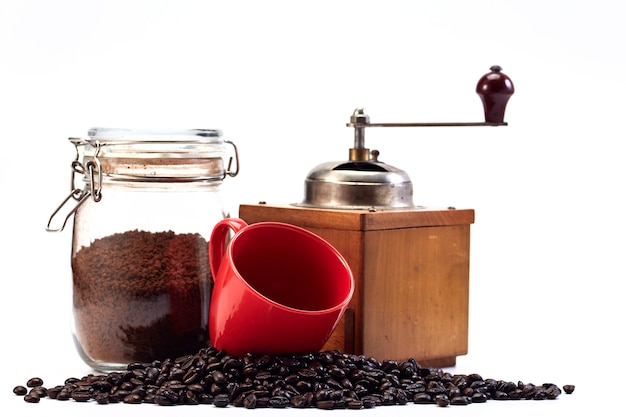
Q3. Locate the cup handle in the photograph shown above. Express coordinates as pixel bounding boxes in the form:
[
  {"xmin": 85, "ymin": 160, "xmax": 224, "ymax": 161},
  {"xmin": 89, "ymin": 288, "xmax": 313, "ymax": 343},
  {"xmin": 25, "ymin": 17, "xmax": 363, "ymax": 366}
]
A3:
[{"xmin": 209, "ymin": 218, "xmax": 249, "ymax": 281}]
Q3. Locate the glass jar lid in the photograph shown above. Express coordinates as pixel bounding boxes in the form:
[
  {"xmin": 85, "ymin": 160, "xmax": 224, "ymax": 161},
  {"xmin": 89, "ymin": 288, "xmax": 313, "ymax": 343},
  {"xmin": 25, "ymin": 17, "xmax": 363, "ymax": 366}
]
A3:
[
  {"xmin": 86, "ymin": 128, "xmax": 225, "ymax": 158},
  {"xmin": 81, "ymin": 128, "xmax": 238, "ymax": 183}
]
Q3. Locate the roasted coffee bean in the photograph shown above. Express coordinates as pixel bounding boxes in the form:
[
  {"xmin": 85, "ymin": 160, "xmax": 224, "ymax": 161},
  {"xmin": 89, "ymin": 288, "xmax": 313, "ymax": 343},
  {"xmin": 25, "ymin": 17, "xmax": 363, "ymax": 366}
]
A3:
[
  {"xmin": 159, "ymin": 387, "xmax": 180, "ymax": 403},
  {"xmin": 563, "ymin": 384, "xmax": 575, "ymax": 394},
  {"xmin": 269, "ymin": 395, "xmax": 290, "ymax": 408},
  {"xmin": 213, "ymin": 393, "xmax": 230, "ymax": 407},
  {"xmin": 255, "ymin": 396, "xmax": 270, "ymax": 408},
  {"xmin": 347, "ymin": 399, "xmax": 363, "ymax": 409},
  {"xmin": 124, "ymin": 393, "xmax": 143, "ymax": 404},
  {"xmin": 381, "ymin": 390, "xmax": 396, "ymax": 405},
  {"xmin": 451, "ymin": 395, "xmax": 471, "ymax": 405},
  {"xmin": 168, "ymin": 366, "xmax": 185, "ymax": 381},
  {"xmin": 71, "ymin": 391, "xmax": 92, "ymax": 402},
  {"xmin": 112, "ymin": 389, "xmax": 131, "ymax": 402},
  {"xmin": 522, "ymin": 383, "xmax": 537, "ymax": 399},
  {"xmin": 289, "ymin": 394, "xmax": 308, "ymax": 408},
  {"xmin": 24, "ymin": 394, "xmax": 40, "ymax": 403},
  {"xmin": 404, "ymin": 381, "xmax": 425, "ymax": 395},
  {"xmin": 197, "ymin": 393, "xmax": 214, "ymax": 404},
  {"xmin": 13, "ymin": 386, "xmax": 27, "ymax": 396},
  {"xmin": 316, "ymin": 399, "xmax": 335, "ymax": 410},
  {"xmin": 447, "ymin": 386, "xmax": 461, "ymax": 398},
  {"xmin": 208, "ymin": 382, "xmax": 223, "ymax": 395},
  {"xmin": 55, "ymin": 389, "xmax": 72, "ymax": 401},
  {"xmin": 498, "ymin": 380, "xmax": 517, "ymax": 393},
  {"xmin": 182, "ymin": 369, "xmax": 200, "ymax": 384},
  {"xmin": 119, "ymin": 381, "xmax": 134, "ymax": 391},
  {"xmin": 227, "ymin": 381, "xmax": 241, "ymax": 399},
  {"xmin": 183, "ymin": 390, "xmax": 199, "ymax": 405},
  {"xmin": 187, "ymin": 383, "xmax": 204, "ymax": 393},
  {"xmin": 362, "ymin": 396, "xmax": 377, "ymax": 409},
  {"xmin": 94, "ymin": 392, "xmax": 110, "ymax": 404},
  {"xmin": 314, "ymin": 387, "xmax": 330, "ymax": 402},
  {"xmin": 131, "ymin": 385, "xmax": 146, "ymax": 397},
  {"xmin": 545, "ymin": 385, "xmax": 561, "ymax": 399},
  {"xmin": 242, "ymin": 393, "xmax": 257, "ymax": 409},
  {"xmin": 395, "ymin": 388, "xmax": 409, "ymax": 405},
  {"xmin": 30, "ymin": 387, "xmax": 46, "ymax": 398},
  {"xmin": 295, "ymin": 380, "xmax": 312, "ymax": 393},
  {"xmin": 212, "ymin": 370, "xmax": 227, "ymax": 385},
  {"xmin": 493, "ymin": 390, "xmax": 509, "ymax": 400},
  {"xmin": 436, "ymin": 396, "xmax": 450, "ymax": 407},
  {"xmin": 335, "ymin": 398, "xmax": 349, "ymax": 409},
  {"xmin": 297, "ymin": 368, "xmax": 318, "ymax": 381},
  {"xmin": 154, "ymin": 394, "xmax": 174, "ymax": 406},
  {"xmin": 472, "ymin": 392, "xmax": 488, "ymax": 403},
  {"xmin": 145, "ymin": 367, "xmax": 160, "ymax": 383},
  {"xmin": 329, "ymin": 389, "xmax": 343, "ymax": 401},
  {"xmin": 91, "ymin": 380, "xmax": 112, "ymax": 392},
  {"xmin": 26, "ymin": 377, "xmax": 44, "ymax": 388},
  {"xmin": 413, "ymin": 392, "xmax": 433, "ymax": 404}
]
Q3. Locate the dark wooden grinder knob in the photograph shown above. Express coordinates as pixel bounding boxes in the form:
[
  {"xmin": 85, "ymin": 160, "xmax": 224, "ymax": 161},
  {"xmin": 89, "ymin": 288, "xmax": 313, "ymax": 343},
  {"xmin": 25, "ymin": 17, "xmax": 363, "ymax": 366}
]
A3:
[{"xmin": 476, "ymin": 65, "xmax": 514, "ymax": 124}]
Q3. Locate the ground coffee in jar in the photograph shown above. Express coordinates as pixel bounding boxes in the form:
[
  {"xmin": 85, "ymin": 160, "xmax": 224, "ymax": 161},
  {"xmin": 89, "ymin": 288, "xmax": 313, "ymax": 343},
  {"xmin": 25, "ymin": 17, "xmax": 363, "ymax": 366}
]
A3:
[
  {"xmin": 47, "ymin": 128, "xmax": 239, "ymax": 371},
  {"xmin": 72, "ymin": 230, "xmax": 211, "ymax": 366}
]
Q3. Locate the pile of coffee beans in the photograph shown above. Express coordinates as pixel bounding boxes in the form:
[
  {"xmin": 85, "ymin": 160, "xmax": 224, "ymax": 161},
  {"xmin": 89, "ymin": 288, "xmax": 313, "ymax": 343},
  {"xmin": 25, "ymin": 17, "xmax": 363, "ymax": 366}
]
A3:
[{"xmin": 13, "ymin": 348, "xmax": 574, "ymax": 409}]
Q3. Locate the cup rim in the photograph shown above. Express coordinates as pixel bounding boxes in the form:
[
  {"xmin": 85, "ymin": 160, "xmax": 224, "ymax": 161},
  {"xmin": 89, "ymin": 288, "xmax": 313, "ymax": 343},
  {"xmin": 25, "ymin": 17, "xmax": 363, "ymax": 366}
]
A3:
[{"xmin": 227, "ymin": 221, "xmax": 355, "ymax": 315}]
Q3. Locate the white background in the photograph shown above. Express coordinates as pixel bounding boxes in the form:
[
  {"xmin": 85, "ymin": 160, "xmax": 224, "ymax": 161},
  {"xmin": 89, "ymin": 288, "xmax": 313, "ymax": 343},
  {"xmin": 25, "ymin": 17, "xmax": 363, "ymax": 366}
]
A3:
[{"xmin": 1, "ymin": 0, "xmax": 624, "ymax": 415}]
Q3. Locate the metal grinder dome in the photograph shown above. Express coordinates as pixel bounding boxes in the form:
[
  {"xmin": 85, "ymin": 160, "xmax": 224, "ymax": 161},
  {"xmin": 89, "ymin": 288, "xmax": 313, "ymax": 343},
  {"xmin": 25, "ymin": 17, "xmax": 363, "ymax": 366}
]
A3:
[{"xmin": 299, "ymin": 109, "xmax": 415, "ymax": 210}]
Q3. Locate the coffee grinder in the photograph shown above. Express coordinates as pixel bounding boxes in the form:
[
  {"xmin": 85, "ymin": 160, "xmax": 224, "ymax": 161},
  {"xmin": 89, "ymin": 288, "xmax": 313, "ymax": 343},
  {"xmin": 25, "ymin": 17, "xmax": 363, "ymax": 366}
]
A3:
[{"xmin": 240, "ymin": 66, "xmax": 514, "ymax": 367}]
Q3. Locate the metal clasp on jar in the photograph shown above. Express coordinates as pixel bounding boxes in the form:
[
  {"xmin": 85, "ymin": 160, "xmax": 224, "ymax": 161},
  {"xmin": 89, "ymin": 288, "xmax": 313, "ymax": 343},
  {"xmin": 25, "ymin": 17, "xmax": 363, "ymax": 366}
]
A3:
[
  {"xmin": 224, "ymin": 140, "xmax": 240, "ymax": 178},
  {"xmin": 46, "ymin": 138, "xmax": 103, "ymax": 232}
]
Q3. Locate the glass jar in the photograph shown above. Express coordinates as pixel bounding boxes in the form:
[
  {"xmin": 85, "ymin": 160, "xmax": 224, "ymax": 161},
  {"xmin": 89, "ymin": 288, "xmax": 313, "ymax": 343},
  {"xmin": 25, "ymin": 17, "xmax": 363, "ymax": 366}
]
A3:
[{"xmin": 47, "ymin": 128, "xmax": 239, "ymax": 371}]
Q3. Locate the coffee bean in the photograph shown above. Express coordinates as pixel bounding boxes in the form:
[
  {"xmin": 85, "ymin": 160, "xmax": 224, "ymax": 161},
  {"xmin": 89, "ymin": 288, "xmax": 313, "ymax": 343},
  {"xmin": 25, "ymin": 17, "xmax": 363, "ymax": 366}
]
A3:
[
  {"xmin": 55, "ymin": 389, "xmax": 72, "ymax": 401},
  {"xmin": 124, "ymin": 393, "xmax": 143, "ymax": 404},
  {"xmin": 24, "ymin": 394, "xmax": 40, "ymax": 403},
  {"xmin": 288, "ymin": 394, "xmax": 306, "ymax": 408},
  {"xmin": 436, "ymin": 396, "xmax": 450, "ymax": 407},
  {"xmin": 71, "ymin": 391, "xmax": 92, "ymax": 402},
  {"xmin": 362, "ymin": 396, "xmax": 377, "ymax": 408},
  {"xmin": 544, "ymin": 384, "xmax": 561, "ymax": 399},
  {"xmin": 413, "ymin": 392, "xmax": 433, "ymax": 404},
  {"xmin": 94, "ymin": 392, "xmax": 110, "ymax": 404},
  {"xmin": 26, "ymin": 377, "xmax": 43, "ymax": 388},
  {"xmin": 197, "ymin": 393, "xmax": 214, "ymax": 404},
  {"xmin": 534, "ymin": 389, "xmax": 547, "ymax": 400},
  {"xmin": 242, "ymin": 393, "xmax": 257, "ymax": 409},
  {"xmin": 563, "ymin": 384, "xmax": 575, "ymax": 394},
  {"xmin": 154, "ymin": 394, "xmax": 174, "ymax": 406},
  {"xmin": 451, "ymin": 395, "xmax": 471, "ymax": 405},
  {"xmin": 316, "ymin": 400, "xmax": 335, "ymax": 410},
  {"xmin": 13, "ymin": 386, "xmax": 27, "ymax": 396},
  {"xmin": 472, "ymin": 392, "xmax": 488, "ymax": 403},
  {"xmin": 213, "ymin": 393, "xmax": 230, "ymax": 407},
  {"xmin": 493, "ymin": 390, "xmax": 509, "ymax": 400},
  {"xmin": 269, "ymin": 395, "xmax": 290, "ymax": 408}
]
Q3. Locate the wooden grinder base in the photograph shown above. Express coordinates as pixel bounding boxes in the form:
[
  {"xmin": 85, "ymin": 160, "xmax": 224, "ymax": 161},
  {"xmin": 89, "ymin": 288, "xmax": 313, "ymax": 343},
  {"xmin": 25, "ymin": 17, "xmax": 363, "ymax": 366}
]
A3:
[{"xmin": 239, "ymin": 203, "xmax": 474, "ymax": 368}]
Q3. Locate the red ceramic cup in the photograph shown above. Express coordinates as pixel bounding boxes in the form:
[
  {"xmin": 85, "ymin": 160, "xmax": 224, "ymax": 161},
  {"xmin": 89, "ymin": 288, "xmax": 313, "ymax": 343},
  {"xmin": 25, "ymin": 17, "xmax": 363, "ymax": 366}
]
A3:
[{"xmin": 208, "ymin": 218, "xmax": 354, "ymax": 356}]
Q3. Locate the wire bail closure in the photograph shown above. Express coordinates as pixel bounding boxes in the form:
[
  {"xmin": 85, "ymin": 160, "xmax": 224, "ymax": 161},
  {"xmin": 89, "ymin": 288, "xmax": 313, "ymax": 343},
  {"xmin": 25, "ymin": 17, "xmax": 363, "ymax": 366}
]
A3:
[{"xmin": 46, "ymin": 138, "xmax": 102, "ymax": 233}]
